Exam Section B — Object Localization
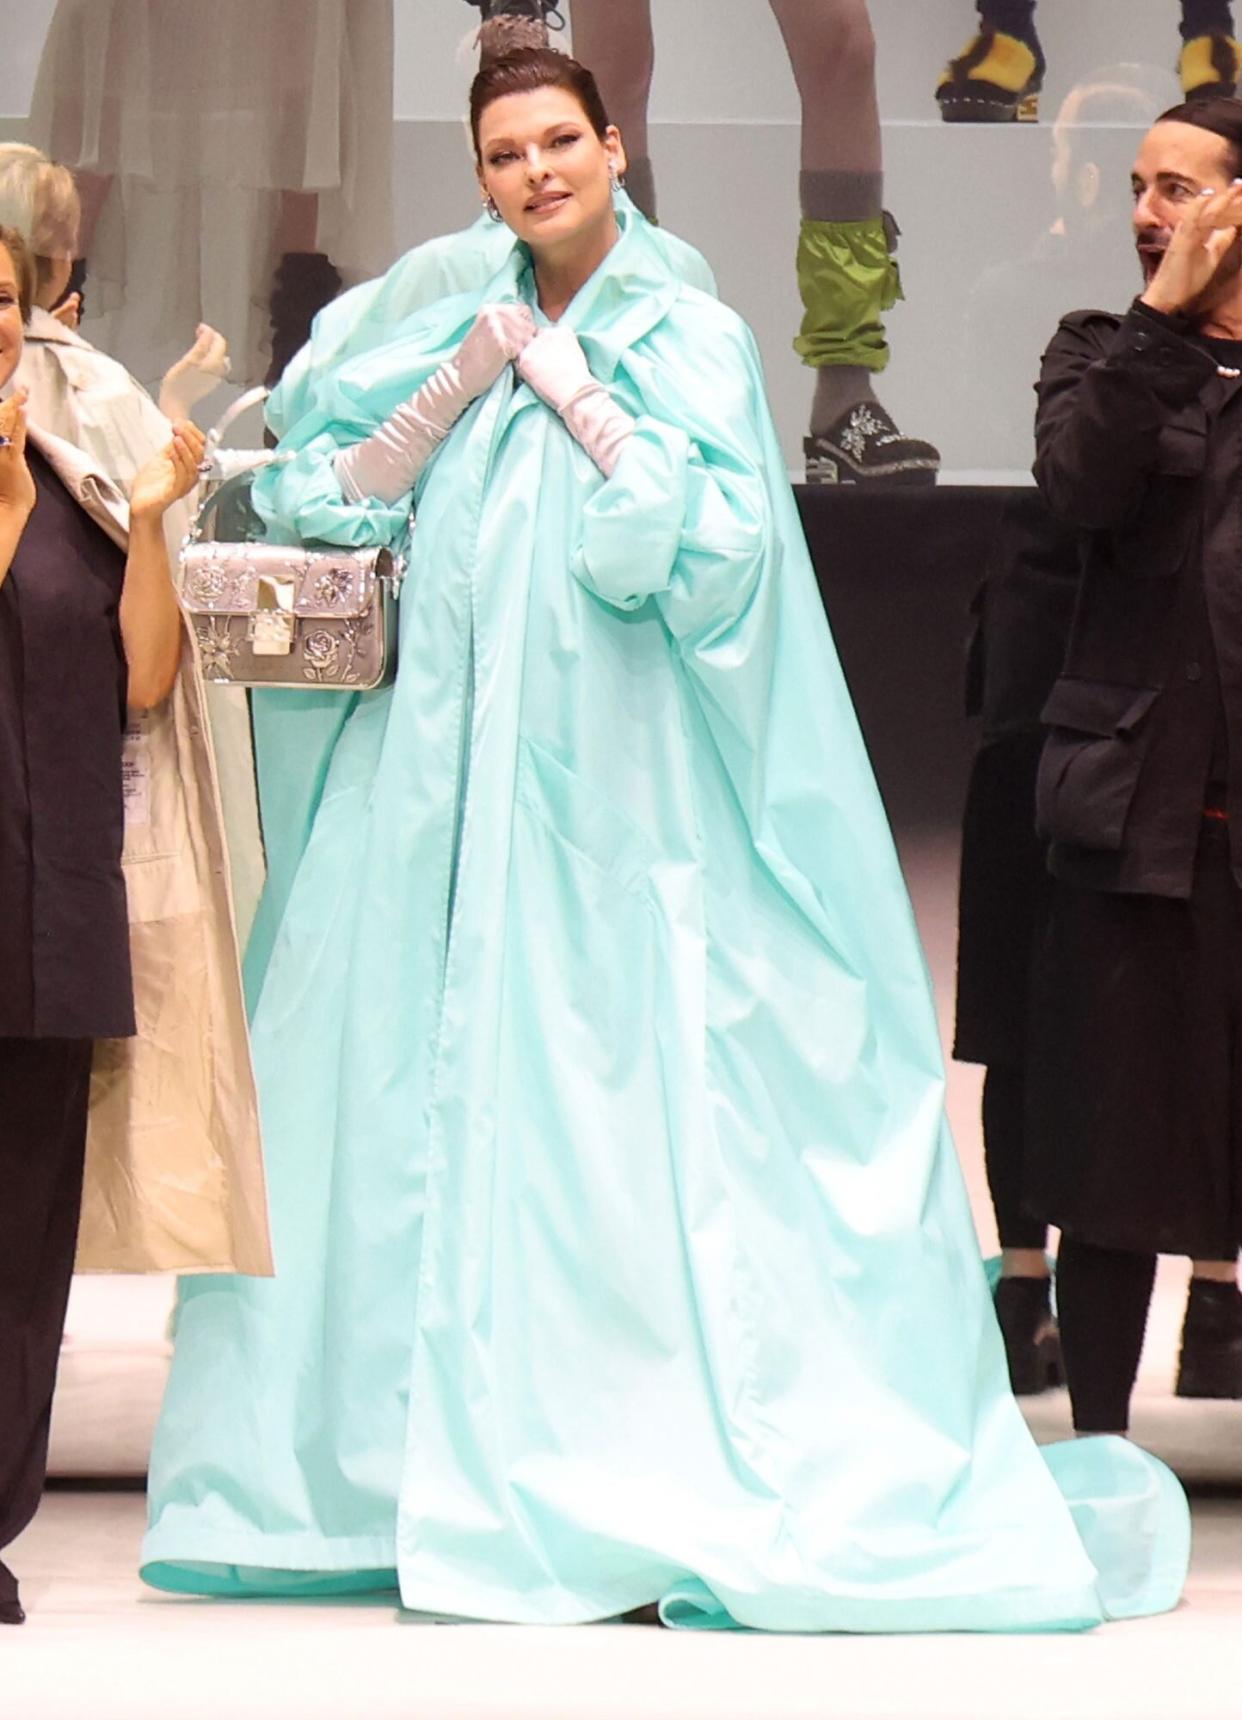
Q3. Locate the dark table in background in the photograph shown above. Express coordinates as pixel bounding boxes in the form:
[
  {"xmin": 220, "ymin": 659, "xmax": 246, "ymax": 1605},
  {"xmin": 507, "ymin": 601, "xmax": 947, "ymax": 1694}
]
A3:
[{"xmin": 794, "ymin": 485, "xmax": 1035, "ymax": 834}]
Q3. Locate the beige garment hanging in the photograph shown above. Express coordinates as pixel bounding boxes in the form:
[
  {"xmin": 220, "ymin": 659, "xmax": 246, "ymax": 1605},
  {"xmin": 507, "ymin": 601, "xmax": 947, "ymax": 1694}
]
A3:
[{"xmin": 28, "ymin": 0, "xmax": 394, "ymax": 385}]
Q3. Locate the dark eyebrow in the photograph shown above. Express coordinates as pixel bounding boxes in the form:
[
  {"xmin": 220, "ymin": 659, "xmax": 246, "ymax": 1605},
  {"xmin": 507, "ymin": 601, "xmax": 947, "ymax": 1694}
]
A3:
[{"xmin": 484, "ymin": 119, "xmax": 584, "ymax": 151}]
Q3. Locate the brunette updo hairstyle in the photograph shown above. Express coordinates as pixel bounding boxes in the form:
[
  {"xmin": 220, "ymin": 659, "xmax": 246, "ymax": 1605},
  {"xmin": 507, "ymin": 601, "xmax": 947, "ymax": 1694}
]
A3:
[
  {"xmin": 469, "ymin": 48, "xmax": 610, "ymax": 161},
  {"xmin": 0, "ymin": 224, "xmax": 36, "ymax": 324}
]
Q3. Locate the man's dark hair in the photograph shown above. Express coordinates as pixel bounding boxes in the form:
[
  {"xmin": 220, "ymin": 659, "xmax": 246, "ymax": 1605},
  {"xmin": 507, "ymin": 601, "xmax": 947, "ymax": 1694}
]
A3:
[{"xmin": 1156, "ymin": 95, "xmax": 1242, "ymax": 178}]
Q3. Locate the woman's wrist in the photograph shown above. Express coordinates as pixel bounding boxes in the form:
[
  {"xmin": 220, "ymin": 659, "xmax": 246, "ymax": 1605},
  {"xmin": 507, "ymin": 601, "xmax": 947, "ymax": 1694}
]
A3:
[
  {"xmin": 127, "ymin": 504, "xmax": 169, "ymax": 538},
  {"xmin": 0, "ymin": 489, "xmax": 35, "ymax": 523}
]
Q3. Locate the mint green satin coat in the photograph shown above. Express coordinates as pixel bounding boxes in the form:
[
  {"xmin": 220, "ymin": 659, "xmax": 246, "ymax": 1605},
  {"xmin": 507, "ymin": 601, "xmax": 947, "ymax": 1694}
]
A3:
[{"xmin": 142, "ymin": 206, "xmax": 1189, "ymax": 1629}]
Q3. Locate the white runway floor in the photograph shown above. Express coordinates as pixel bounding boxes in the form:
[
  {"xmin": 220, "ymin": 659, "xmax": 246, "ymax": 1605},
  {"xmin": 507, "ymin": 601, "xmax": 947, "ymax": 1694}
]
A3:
[
  {"xmin": 7, "ymin": 1487, "xmax": 1242, "ymax": 1720},
  {"xmin": 10, "ymin": 830, "xmax": 1242, "ymax": 1718}
]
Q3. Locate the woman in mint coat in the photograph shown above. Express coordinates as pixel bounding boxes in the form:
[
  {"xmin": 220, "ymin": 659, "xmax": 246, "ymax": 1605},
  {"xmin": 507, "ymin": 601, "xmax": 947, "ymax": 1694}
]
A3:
[{"xmin": 142, "ymin": 47, "xmax": 1189, "ymax": 1630}]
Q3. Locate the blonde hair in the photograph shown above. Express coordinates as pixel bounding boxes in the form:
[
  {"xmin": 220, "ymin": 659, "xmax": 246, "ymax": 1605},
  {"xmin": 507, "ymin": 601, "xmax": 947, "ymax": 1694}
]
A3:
[
  {"xmin": 0, "ymin": 225, "xmax": 37, "ymax": 324},
  {"xmin": 0, "ymin": 143, "xmax": 81, "ymax": 301}
]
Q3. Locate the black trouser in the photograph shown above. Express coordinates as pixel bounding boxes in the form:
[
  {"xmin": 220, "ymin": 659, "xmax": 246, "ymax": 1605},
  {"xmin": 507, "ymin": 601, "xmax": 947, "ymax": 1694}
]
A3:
[
  {"xmin": 1055, "ymin": 1237, "xmax": 1158, "ymax": 1434},
  {"xmin": 1181, "ymin": 0, "xmax": 1236, "ymax": 38},
  {"xmin": 976, "ymin": 1, "xmax": 1037, "ymax": 40},
  {"xmin": 982, "ymin": 1065, "xmax": 1048, "ymax": 1252},
  {"xmin": 0, "ymin": 1038, "xmax": 92, "ymax": 1553}
]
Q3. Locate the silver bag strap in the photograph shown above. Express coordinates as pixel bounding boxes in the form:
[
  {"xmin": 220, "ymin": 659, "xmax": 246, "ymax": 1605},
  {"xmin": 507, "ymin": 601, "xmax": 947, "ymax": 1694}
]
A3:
[
  {"xmin": 203, "ymin": 385, "xmax": 271, "ymax": 455},
  {"xmin": 187, "ymin": 462, "xmax": 289, "ymax": 546}
]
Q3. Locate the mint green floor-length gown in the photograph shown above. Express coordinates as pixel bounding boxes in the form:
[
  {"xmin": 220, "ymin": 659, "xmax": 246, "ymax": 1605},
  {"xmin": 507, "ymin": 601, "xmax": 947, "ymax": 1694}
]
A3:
[{"xmin": 142, "ymin": 205, "xmax": 1189, "ymax": 1630}]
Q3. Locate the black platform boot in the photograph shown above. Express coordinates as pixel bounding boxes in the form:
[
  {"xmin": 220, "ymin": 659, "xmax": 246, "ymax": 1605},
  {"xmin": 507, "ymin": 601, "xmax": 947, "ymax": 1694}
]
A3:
[
  {"xmin": 993, "ymin": 1275, "xmax": 1064, "ymax": 1396},
  {"xmin": 1175, "ymin": 1278, "xmax": 1242, "ymax": 1398},
  {"xmin": 936, "ymin": 24, "xmax": 1047, "ymax": 123}
]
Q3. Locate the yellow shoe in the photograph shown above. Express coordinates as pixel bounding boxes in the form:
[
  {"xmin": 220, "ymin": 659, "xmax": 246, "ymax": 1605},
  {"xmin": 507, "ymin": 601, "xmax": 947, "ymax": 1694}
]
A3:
[
  {"xmin": 936, "ymin": 28, "xmax": 1045, "ymax": 123},
  {"xmin": 1180, "ymin": 33, "xmax": 1242, "ymax": 99}
]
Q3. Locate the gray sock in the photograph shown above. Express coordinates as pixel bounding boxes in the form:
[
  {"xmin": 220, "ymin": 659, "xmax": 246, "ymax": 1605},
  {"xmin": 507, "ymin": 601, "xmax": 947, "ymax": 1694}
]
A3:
[
  {"xmin": 810, "ymin": 366, "xmax": 879, "ymax": 438},
  {"xmin": 623, "ymin": 157, "xmax": 658, "ymax": 223},
  {"xmin": 799, "ymin": 170, "xmax": 883, "ymax": 225}
]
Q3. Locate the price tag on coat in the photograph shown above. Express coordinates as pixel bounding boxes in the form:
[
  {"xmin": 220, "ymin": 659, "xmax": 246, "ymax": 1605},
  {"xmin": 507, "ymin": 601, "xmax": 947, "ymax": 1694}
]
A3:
[{"xmin": 121, "ymin": 720, "xmax": 151, "ymax": 827}]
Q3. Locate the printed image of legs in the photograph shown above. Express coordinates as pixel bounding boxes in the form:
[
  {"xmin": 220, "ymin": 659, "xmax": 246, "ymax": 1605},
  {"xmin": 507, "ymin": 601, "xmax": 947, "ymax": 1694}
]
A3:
[
  {"xmin": 938, "ymin": 1, "xmax": 1241, "ymax": 123},
  {"xmin": 937, "ymin": 1, "xmax": 1044, "ymax": 122},
  {"xmin": 570, "ymin": 0, "xmax": 938, "ymax": 484},
  {"xmin": 565, "ymin": 0, "xmax": 658, "ymax": 220},
  {"xmin": 1179, "ymin": 0, "xmax": 1242, "ymax": 97},
  {"xmin": 771, "ymin": 0, "xmax": 938, "ymax": 483}
]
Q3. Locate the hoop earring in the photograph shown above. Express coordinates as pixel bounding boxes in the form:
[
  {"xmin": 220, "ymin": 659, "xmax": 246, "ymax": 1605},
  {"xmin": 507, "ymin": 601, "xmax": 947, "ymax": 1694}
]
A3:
[{"xmin": 485, "ymin": 196, "xmax": 503, "ymax": 223}]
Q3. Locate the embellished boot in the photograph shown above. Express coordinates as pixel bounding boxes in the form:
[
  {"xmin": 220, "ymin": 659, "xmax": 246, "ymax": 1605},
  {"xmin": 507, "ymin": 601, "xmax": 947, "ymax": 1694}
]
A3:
[
  {"xmin": 462, "ymin": 0, "xmax": 565, "ymax": 57},
  {"xmin": 936, "ymin": 26, "xmax": 1046, "ymax": 123},
  {"xmin": 264, "ymin": 251, "xmax": 343, "ymax": 390},
  {"xmin": 1175, "ymin": 1278, "xmax": 1242, "ymax": 1399},
  {"xmin": 1180, "ymin": 33, "xmax": 1242, "ymax": 99},
  {"xmin": 797, "ymin": 213, "xmax": 939, "ymax": 487},
  {"xmin": 994, "ymin": 1275, "xmax": 1064, "ymax": 1397}
]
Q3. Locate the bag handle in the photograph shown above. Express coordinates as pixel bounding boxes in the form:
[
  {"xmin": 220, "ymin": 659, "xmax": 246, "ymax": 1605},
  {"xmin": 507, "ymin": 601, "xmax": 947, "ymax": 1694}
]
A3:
[
  {"xmin": 186, "ymin": 462, "xmax": 289, "ymax": 546},
  {"xmin": 204, "ymin": 385, "xmax": 271, "ymax": 454}
]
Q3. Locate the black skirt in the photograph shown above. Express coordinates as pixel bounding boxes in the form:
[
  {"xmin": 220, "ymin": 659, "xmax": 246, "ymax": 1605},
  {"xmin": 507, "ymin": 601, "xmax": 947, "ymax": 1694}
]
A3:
[
  {"xmin": 1026, "ymin": 818, "xmax": 1242, "ymax": 1257},
  {"xmin": 953, "ymin": 732, "xmax": 1051, "ymax": 1069}
]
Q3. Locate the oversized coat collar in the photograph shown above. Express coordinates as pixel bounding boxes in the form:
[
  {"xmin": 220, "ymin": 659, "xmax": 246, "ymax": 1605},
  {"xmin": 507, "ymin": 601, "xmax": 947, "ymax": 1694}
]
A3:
[{"xmin": 27, "ymin": 418, "xmax": 130, "ymax": 549}]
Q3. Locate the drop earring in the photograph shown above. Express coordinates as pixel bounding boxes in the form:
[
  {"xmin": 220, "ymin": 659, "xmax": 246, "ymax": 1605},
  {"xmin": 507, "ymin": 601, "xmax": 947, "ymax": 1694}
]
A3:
[{"xmin": 485, "ymin": 196, "xmax": 503, "ymax": 223}]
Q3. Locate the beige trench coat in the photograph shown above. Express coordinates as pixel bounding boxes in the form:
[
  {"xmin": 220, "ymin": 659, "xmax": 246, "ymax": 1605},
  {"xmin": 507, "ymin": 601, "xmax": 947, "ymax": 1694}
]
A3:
[
  {"xmin": 19, "ymin": 314, "xmax": 268, "ymax": 947},
  {"xmin": 29, "ymin": 425, "xmax": 273, "ymax": 1277}
]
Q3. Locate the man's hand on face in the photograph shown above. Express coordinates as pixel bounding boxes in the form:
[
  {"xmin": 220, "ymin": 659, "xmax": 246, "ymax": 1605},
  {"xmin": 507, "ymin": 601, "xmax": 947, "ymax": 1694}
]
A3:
[{"xmin": 1141, "ymin": 180, "xmax": 1242, "ymax": 318}]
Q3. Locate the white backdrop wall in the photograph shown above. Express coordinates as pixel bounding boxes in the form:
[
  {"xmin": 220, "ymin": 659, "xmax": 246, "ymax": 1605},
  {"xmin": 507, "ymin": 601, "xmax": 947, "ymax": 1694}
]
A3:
[{"xmin": 1, "ymin": 2, "xmax": 1190, "ymax": 472}]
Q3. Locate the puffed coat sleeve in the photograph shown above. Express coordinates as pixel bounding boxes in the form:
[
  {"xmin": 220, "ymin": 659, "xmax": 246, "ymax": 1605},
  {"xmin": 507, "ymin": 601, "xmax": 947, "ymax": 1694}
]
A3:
[
  {"xmin": 571, "ymin": 314, "xmax": 770, "ymax": 652},
  {"xmin": 252, "ymin": 299, "xmax": 482, "ymax": 549}
]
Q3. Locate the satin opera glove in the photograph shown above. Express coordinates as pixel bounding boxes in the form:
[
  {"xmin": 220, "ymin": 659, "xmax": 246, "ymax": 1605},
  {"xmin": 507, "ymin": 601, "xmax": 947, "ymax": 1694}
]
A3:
[
  {"xmin": 336, "ymin": 302, "xmax": 536, "ymax": 503},
  {"xmin": 517, "ymin": 325, "xmax": 635, "ymax": 478}
]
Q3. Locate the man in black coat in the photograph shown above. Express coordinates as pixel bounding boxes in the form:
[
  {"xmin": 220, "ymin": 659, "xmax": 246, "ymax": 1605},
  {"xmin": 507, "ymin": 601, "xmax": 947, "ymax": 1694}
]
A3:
[
  {"xmin": 1029, "ymin": 95, "xmax": 1242, "ymax": 1436},
  {"xmin": 954, "ymin": 493, "xmax": 1078, "ymax": 1395}
]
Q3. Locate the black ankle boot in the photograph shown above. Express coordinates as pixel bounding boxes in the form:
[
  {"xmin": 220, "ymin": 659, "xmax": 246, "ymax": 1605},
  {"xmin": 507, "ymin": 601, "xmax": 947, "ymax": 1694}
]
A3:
[
  {"xmin": 0, "ymin": 1559, "xmax": 25, "ymax": 1626},
  {"xmin": 993, "ymin": 1275, "xmax": 1064, "ymax": 1396},
  {"xmin": 264, "ymin": 251, "xmax": 343, "ymax": 390},
  {"xmin": 1175, "ymin": 1278, "xmax": 1242, "ymax": 1398},
  {"xmin": 462, "ymin": 0, "xmax": 565, "ymax": 28}
]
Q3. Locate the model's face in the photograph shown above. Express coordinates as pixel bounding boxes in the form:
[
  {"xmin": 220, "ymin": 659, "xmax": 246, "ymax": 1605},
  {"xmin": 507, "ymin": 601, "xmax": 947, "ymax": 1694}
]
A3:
[
  {"xmin": 476, "ymin": 87, "xmax": 624, "ymax": 260},
  {"xmin": 1131, "ymin": 121, "xmax": 1241, "ymax": 290},
  {"xmin": 0, "ymin": 246, "xmax": 24, "ymax": 392}
]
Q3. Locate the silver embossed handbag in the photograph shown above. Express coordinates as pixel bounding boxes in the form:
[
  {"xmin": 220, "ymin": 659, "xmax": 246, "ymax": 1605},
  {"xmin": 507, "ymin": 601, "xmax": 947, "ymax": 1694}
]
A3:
[{"xmin": 180, "ymin": 462, "xmax": 404, "ymax": 693}]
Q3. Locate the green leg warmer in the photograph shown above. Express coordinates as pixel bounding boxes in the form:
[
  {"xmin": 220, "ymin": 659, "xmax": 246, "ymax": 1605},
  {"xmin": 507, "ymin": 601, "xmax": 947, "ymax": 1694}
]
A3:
[{"xmin": 793, "ymin": 214, "xmax": 903, "ymax": 373}]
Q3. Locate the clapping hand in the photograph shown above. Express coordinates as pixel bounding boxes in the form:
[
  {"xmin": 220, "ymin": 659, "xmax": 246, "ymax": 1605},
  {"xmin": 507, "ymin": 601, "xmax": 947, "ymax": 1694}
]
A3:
[
  {"xmin": 129, "ymin": 421, "xmax": 207, "ymax": 523},
  {"xmin": 0, "ymin": 387, "xmax": 35, "ymax": 519},
  {"xmin": 159, "ymin": 325, "xmax": 232, "ymax": 419},
  {"xmin": 50, "ymin": 293, "xmax": 82, "ymax": 331}
]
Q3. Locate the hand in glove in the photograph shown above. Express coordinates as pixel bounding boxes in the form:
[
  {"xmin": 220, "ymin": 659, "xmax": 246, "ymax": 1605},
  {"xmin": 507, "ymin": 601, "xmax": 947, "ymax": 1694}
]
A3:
[
  {"xmin": 517, "ymin": 326, "xmax": 635, "ymax": 478},
  {"xmin": 336, "ymin": 302, "xmax": 536, "ymax": 504}
]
